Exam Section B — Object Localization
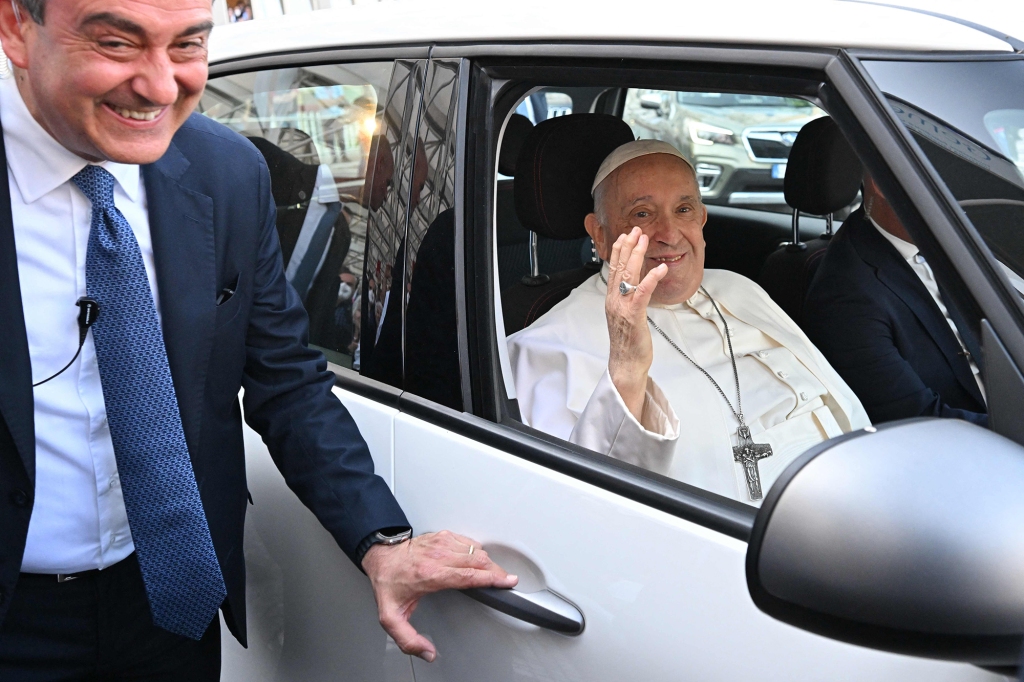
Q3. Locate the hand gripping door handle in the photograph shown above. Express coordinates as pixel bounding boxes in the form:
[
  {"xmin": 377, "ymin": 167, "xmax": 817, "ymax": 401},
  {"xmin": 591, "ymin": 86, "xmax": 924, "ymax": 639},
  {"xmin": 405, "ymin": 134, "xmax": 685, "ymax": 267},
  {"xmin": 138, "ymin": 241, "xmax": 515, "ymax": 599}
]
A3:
[{"xmin": 461, "ymin": 587, "xmax": 585, "ymax": 635}]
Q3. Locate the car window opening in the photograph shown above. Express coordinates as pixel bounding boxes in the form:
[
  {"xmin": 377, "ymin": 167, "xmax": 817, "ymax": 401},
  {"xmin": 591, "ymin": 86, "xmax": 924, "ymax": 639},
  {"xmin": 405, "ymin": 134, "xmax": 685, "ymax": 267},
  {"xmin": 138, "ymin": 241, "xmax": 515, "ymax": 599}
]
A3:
[{"xmin": 493, "ymin": 80, "xmax": 994, "ymax": 508}]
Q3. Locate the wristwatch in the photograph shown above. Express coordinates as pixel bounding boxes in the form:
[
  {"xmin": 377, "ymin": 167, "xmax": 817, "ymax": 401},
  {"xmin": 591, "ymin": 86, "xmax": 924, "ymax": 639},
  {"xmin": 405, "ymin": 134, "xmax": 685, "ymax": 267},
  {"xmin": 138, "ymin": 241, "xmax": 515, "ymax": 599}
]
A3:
[
  {"xmin": 356, "ymin": 526, "xmax": 412, "ymax": 567},
  {"xmin": 373, "ymin": 528, "xmax": 412, "ymax": 546}
]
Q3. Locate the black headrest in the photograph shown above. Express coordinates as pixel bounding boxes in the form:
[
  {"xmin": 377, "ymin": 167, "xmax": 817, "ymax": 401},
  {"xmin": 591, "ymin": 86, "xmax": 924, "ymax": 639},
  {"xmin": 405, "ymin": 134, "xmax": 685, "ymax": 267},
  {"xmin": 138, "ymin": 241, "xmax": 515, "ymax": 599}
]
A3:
[
  {"xmin": 498, "ymin": 114, "xmax": 534, "ymax": 177},
  {"xmin": 515, "ymin": 114, "xmax": 635, "ymax": 240},
  {"xmin": 784, "ymin": 116, "xmax": 863, "ymax": 216}
]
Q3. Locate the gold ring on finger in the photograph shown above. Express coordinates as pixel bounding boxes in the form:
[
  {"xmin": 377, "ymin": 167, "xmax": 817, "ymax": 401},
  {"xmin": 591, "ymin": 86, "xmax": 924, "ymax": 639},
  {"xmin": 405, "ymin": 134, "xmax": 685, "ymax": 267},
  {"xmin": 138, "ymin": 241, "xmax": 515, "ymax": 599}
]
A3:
[
  {"xmin": 468, "ymin": 545, "xmax": 475, "ymax": 555},
  {"xmin": 619, "ymin": 281, "xmax": 637, "ymax": 296}
]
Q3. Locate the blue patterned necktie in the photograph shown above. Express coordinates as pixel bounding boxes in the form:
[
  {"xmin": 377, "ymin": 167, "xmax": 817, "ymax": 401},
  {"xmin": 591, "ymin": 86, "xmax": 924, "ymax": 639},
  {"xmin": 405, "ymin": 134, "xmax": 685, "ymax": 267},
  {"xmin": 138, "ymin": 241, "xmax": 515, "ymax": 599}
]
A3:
[{"xmin": 76, "ymin": 165, "xmax": 226, "ymax": 641}]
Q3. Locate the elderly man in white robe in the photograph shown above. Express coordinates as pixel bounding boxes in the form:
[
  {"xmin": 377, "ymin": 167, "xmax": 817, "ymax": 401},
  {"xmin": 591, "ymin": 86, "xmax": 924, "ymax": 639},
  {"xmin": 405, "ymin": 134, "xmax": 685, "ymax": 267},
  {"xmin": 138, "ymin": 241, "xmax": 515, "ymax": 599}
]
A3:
[{"xmin": 507, "ymin": 140, "xmax": 870, "ymax": 504}]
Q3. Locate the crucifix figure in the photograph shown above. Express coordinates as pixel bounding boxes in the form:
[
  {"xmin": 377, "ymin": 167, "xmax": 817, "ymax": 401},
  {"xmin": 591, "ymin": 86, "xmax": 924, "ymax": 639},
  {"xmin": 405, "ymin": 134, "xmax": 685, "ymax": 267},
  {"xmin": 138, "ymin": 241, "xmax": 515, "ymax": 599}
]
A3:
[{"xmin": 733, "ymin": 425, "xmax": 774, "ymax": 501}]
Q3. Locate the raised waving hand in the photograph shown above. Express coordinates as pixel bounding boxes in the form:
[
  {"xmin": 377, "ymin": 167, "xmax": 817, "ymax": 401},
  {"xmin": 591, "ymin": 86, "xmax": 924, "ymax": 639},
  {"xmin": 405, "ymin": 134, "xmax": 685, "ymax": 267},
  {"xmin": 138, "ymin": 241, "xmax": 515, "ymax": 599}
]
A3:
[{"xmin": 603, "ymin": 226, "xmax": 669, "ymax": 421}]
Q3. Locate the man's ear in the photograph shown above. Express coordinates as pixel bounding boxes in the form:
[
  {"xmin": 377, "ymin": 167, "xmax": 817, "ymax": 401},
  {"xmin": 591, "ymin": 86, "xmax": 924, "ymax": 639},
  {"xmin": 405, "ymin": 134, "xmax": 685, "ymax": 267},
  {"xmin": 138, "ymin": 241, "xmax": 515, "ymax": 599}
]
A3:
[
  {"xmin": 0, "ymin": 1, "xmax": 32, "ymax": 69},
  {"xmin": 584, "ymin": 213, "xmax": 608, "ymax": 260}
]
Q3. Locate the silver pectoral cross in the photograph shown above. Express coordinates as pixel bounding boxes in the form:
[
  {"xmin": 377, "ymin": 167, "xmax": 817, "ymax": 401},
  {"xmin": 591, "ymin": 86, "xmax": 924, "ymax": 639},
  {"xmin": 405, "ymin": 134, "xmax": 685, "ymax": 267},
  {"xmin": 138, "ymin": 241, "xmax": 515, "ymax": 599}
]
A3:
[{"xmin": 733, "ymin": 425, "xmax": 774, "ymax": 501}]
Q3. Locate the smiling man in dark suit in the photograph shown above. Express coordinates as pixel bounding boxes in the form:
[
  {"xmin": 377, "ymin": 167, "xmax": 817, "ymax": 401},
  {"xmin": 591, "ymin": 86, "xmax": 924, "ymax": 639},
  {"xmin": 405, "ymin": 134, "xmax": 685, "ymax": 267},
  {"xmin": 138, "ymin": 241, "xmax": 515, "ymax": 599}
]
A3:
[
  {"xmin": 0, "ymin": 1, "xmax": 515, "ymax": 679},
  {"xmin": 804, "ymin": 174, "xmax": 987, "ymax": 426}
]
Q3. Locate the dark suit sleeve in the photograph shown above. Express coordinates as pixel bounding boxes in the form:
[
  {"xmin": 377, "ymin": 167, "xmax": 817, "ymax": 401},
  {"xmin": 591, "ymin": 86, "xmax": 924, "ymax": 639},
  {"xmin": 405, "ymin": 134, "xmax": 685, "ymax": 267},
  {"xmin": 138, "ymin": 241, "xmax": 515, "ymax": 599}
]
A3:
[
  {"xmin": 804, "ymin": 283, "xmax": 987, "ymax": 427},
  {"xmin": 240, "ymin": 159, "xmax": 408, "ymax": 565}
]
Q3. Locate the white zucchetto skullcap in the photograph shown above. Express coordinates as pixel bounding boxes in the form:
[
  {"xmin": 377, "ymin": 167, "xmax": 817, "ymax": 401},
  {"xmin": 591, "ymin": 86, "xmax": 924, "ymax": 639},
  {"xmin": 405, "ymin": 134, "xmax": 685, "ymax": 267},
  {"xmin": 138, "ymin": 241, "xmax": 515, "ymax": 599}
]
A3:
[{"xmin": 591, "ymin": 139, "xmax": 695, "ymax": 195}]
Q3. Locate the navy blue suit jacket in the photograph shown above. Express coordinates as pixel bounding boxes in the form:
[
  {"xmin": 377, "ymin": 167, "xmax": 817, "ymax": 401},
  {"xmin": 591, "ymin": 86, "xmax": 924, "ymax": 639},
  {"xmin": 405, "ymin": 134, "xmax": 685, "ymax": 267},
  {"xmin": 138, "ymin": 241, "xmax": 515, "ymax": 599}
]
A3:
[
  {"xmin": 804, "ymin": 209, "xmax": 987, "ymax": 426},
  {"xmin": 0, "ymin": 113, "xmax": 408, "ymax": 644}
]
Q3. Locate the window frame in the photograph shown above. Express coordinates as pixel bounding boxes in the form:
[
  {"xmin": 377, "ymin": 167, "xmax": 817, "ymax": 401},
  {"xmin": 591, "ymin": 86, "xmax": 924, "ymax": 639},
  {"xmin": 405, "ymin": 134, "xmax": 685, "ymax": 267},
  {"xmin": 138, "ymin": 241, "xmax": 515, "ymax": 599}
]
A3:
[
  {"xmin": 458, "ymin": 46, "xmax": 1024, "ymax": 540},
  {"xmin": 207, "ymin": 43, "xmax": 1024, "ymax": 543}
]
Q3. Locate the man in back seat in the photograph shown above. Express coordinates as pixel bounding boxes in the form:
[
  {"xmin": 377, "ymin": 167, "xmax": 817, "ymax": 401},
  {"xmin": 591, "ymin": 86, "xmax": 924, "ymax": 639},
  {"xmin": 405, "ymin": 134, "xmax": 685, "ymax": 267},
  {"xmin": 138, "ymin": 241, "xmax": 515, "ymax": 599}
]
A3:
[
  {"xmin": 508, "ymin": 140, "xmax": 868, "ymax": 504},
  {"xmin": 803, "ymin": 174, "xmax": 988, "ymax": 426}
]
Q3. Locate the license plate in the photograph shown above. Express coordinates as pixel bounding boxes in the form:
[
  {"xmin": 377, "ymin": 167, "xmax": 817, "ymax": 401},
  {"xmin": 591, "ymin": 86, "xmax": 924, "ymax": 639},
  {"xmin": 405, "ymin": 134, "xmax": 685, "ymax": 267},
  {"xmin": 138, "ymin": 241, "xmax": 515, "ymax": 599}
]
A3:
[{"xmin": 772, "ymin": 163, "xmax": 787, "ymax": 179}]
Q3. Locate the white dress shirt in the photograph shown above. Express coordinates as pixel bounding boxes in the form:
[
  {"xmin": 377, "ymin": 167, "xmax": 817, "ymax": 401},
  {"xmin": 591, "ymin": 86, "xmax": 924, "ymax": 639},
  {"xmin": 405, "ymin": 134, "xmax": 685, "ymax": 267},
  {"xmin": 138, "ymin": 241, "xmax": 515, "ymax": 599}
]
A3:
[
  {"xmin": 871, "ymin": 218, "xmax": 986, "ymax": 401},
  {"xmin": 508, "ymin": 266, "xmax": 869, "ymax": 504},
  {"xmin": 3, "ymin": 74, "xmax": 158, "ymax": 573}
]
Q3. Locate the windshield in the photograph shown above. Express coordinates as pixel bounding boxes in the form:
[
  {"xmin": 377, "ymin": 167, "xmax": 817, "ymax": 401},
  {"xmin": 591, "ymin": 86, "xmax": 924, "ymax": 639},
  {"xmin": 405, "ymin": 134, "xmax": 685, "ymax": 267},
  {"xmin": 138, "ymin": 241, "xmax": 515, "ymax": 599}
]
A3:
[
  {"xmin": 676, "ymin": 92, "xmax": 811, "ymax": 108},
  {"xmin": 863, "ymin": 58, "xmax": 1024, "ymax": 281}
]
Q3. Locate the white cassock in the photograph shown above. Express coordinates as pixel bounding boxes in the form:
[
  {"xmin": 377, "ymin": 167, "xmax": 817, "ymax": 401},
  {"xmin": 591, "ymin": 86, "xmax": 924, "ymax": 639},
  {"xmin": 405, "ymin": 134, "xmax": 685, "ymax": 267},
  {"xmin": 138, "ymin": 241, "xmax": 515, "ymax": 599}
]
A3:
[{"xmin": 507, "ymin": 265, "xmax": 870, "ymax": 504}]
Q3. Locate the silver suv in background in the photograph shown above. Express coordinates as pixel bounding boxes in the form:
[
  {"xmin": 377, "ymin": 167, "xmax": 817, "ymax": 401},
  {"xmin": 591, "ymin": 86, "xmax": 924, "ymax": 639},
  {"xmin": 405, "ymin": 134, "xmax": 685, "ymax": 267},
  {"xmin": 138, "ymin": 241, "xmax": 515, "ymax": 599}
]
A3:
[{"xmin": 625, "ymin": 89, "xmax": 824, "ymax": 211}]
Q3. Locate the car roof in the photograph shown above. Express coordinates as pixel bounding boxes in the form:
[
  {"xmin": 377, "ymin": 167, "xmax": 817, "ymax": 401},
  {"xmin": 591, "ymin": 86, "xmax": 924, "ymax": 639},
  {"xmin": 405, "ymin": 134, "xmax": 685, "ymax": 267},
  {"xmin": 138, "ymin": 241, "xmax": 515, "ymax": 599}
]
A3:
[{"xmin": 209, "ymin": 0, "xmax": 1013, "ymax": 66}]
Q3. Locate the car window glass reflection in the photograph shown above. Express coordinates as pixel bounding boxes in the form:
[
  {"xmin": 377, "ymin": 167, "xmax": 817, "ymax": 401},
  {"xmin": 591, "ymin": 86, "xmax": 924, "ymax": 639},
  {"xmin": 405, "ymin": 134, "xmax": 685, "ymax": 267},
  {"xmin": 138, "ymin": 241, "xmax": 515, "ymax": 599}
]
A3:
[
  {"xmin": 358, "ymin": 60, "xmax": 464, "ymax": 410},
  {"xmin": 863, "ymin": 59, "xmax": 1024, "ymax": 292},
  {"xmin": 199, "ymin": 62, "xmax": 395, "ymax": 368}
]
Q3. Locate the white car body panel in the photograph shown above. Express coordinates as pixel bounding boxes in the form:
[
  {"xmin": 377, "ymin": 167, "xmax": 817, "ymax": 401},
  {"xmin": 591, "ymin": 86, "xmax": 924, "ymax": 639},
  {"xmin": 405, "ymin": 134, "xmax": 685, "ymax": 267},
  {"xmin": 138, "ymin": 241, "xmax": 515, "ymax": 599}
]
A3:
[
  {"xmin": 222, "ymin": 404, "xmax": 1007, "ymax": 680},
  {"xmin": 393, "ymin": 416, "xmax": 1004, "ymax": 681},
  {"xmin": 221, "ymin": 386, "xmax": 415, "ymax": 681},
  {"xmin": 209, "ymin": 0, "xmax": 1010, "ymax": 66}
]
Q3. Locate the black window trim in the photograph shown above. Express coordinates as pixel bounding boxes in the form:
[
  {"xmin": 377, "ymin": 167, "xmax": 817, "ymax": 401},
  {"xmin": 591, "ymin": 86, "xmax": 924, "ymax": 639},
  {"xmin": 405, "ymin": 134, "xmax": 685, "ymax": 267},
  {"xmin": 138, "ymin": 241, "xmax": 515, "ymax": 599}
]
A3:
[
  {"xmin": 846, "ymin": 49, "xmax": 1024, "ymax": 62},
  {"xmin": 208, "ymin": 45, "xmax": 430, "ymax": 78},
  {"xmin": 452, "ymin": 58, "xmax": 475, "ymax": 411}
]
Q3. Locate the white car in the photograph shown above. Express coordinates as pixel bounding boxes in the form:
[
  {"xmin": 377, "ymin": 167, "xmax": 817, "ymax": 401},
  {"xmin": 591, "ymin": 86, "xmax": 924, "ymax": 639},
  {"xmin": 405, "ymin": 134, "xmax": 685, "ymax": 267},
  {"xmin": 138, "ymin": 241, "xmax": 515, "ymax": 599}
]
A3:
[{"xmin": 204, "ymin": 2, "xmax": 1024, "ymax": 680}]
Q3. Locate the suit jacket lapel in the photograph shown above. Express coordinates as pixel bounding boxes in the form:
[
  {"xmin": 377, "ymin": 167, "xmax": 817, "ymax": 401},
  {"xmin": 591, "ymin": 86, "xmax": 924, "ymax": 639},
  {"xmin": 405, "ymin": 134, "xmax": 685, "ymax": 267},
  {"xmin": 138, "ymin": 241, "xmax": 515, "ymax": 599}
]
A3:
[
  {"xmin": 851, "ymin": 213, "xmax": 983, "ymax": 402},
  {"xmin": 0, "ymin": 117, "xmax": 35, "ymax": 480},
  {"xmin": 143, "ymin": 142, "xmax": 216, "ymax": 460}
]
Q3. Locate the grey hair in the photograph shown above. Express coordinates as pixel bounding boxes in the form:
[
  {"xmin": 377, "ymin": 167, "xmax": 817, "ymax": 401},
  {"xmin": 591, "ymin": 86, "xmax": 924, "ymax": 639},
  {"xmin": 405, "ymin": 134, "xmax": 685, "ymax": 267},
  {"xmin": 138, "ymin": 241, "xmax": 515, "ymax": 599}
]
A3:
[
  {"xmin": 16, "ymin": 0, "xmax": 45, "ymax": 24},
  {"xmin": 592, "ymin": 178, "xmax": 611, "ymax": 228}
]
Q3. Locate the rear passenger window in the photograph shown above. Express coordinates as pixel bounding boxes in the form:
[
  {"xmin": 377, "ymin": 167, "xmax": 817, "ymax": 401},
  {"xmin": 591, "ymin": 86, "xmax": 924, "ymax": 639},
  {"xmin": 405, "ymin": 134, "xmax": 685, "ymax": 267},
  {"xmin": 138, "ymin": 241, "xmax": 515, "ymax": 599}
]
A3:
[
  {"xmin": 624, "ymin": 89, "xmax": 826, "ymax": 214},
  {"xmin": 199, "ymin": 63, "xmax": 394, "ymax": 371}
]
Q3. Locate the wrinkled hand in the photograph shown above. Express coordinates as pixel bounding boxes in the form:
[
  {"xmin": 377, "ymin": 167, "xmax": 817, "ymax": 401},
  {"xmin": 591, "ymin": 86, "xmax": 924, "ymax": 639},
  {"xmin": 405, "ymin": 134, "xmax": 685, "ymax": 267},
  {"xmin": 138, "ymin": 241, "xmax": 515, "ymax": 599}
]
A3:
[
  {"xmin": 605, "ymin": 227, "xmax": 668, "ymax": 421},
  {"xmin": 361, "ymin": 530, "xmax": 518, "ymax": 662}
]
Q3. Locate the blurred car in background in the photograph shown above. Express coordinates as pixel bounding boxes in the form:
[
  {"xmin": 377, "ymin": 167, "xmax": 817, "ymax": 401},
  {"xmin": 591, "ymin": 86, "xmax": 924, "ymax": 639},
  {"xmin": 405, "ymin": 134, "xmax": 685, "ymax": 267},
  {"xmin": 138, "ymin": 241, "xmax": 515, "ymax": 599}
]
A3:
[{"xmin": 625, "ymin": 89, "xmax": 824, "ymax": 211}]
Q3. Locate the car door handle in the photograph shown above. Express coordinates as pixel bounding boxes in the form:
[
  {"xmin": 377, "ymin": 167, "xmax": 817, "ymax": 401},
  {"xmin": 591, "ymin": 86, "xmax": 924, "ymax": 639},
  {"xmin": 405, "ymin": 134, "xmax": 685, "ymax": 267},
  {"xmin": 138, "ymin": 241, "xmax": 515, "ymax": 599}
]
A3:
[{"xmin": 461, "ymin": 587, "xmax": 585, "ymax": 635}]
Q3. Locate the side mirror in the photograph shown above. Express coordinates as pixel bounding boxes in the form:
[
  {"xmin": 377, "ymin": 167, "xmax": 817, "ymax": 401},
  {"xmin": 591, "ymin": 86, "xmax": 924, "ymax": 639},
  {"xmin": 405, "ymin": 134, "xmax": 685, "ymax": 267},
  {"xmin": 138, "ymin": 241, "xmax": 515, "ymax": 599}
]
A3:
[{"xmin": 746, "ymin": 418, "xmax": 1024, "ymax": 667}]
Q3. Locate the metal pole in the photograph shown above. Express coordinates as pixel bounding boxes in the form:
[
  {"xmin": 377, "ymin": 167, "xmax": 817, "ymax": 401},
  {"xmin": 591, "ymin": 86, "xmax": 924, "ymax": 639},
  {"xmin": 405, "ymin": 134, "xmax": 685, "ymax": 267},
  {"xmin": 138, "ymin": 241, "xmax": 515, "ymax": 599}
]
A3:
[
  {"xmin": 521, "ymin": 230, "xmax": 550, "ymax": 286},
  {"xmin": 529, "ymin": 230, "xmax": 540, "ymax": 278},
  {"xmin": 823, "ymin": 212, "xmax": 834, "ymax": 239},
  {"xmin": 787, "ymin": 208, "xmax": 807, "ymax": 252}
]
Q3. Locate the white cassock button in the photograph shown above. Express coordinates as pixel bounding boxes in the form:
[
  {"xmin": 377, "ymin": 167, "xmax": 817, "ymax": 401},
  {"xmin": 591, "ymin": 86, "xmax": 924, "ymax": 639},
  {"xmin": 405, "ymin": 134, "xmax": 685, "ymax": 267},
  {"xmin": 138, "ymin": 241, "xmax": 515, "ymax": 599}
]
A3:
[
  {"xmin": 800, "ymin": 391, "xmax": 808, "ymax": 400},
  {"xmin": 914, "ymin": 254, "xmax": 926, "ymax": 264},
  {"xmin": 777, "ymin": 370, "xmax": 788, "ymax": 379},
  {"xmin": 757, "ymin": 351, "xmax": 768, "ymax": 359}
]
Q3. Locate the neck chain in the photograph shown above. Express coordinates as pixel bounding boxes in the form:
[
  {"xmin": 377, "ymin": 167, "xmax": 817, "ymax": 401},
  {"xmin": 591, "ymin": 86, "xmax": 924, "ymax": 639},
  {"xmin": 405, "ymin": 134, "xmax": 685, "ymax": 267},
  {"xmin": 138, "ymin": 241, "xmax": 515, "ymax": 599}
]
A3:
[
  {"xmin": 648, "ymin": 291, "xmax": 743, "ymax": 426},
  {"xmin": 598, "ymin": 271, "xmax": 774, "ymax": 500},
  {"xmin": 599, "ymin": 272, "xmax": 743, "ymax": 423}
]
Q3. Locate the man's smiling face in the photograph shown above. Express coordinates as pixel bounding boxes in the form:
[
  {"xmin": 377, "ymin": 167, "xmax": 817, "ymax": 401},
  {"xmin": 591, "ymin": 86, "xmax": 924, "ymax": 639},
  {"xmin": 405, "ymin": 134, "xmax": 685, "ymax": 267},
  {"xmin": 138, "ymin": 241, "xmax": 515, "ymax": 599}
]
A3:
[
  {"xmin": 587, "ymin": 153, "xmax": 708, "ymax": 305},
  {"xmin": 0, "ymin": 0, "xmax": 213, "ymax": 164}
]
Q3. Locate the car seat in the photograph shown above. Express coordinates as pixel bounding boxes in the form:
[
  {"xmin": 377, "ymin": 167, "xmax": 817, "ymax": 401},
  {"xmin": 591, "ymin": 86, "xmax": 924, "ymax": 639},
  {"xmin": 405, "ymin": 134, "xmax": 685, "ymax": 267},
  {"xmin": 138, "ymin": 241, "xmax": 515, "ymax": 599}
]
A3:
[
  {"xmin": 496, "ymin": 114, "xmax": 536, "ymax": 286},
  {"xmin": 757, "ymin": 116, "xmax": 863, "ymax": 325},
  {"xmin": 496, "ymin": 114, "xmax": 596, "ymax": 290},
  {"xmin": 501, "ymin": 114, "xmax": 635, "ymax": 335}
]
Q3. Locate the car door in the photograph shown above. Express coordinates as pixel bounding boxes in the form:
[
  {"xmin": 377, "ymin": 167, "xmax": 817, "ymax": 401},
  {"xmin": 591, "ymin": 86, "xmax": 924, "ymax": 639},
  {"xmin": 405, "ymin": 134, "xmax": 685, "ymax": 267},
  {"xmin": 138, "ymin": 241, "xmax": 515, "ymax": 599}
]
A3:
[
  {"xmin": 201, "ymin": 54, "xmax": 429, "ymax": 681},
  {"xmin": 390, "ymin": 49, "xmax": 1015, "ymax": 681}
]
